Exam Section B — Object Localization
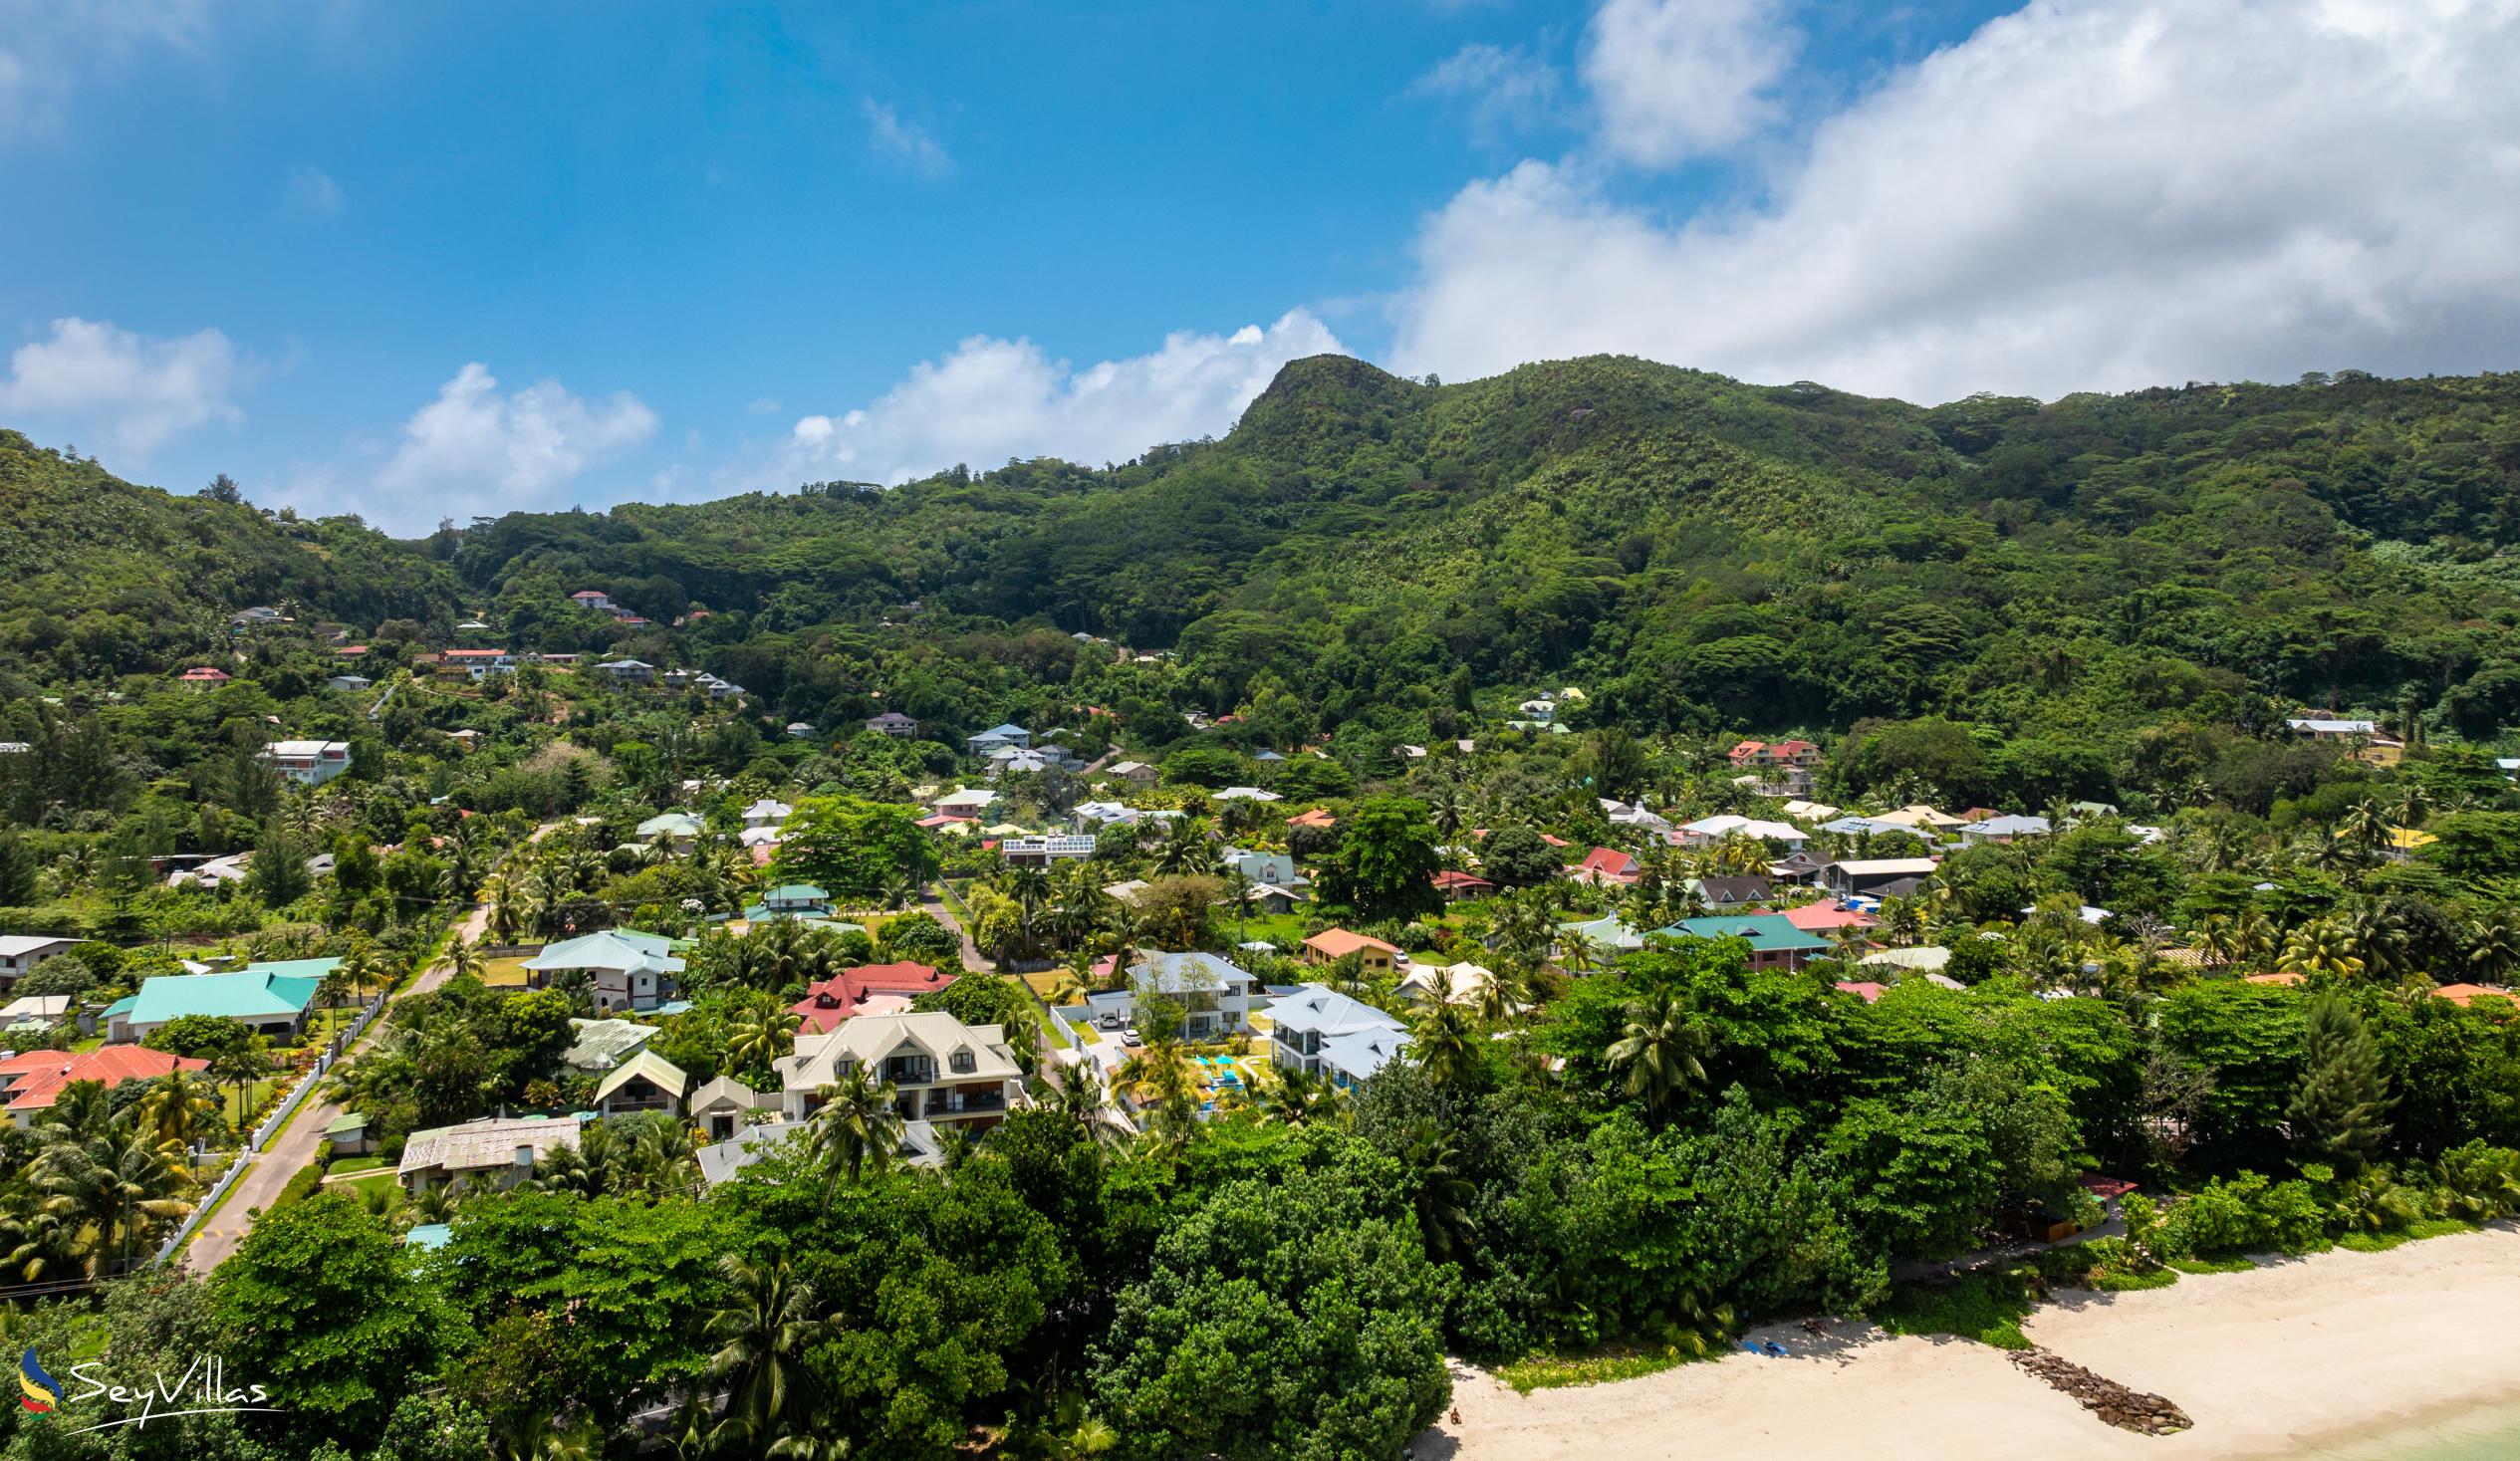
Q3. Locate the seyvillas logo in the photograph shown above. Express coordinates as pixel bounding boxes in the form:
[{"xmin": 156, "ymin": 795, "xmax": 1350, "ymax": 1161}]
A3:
[
  {"xmin": 14, "ymin": 1348, "xmax": 282, "ymax": 1434},
  {"xmin": 19, "ymin": 1348, "xmax": 63, "ymax": 1413}
]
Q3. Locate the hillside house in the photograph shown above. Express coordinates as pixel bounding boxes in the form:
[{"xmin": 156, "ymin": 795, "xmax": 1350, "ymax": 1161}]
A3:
[{"xmin": 262, "ymin": 739, "xmax": 352, "ymax": 787}]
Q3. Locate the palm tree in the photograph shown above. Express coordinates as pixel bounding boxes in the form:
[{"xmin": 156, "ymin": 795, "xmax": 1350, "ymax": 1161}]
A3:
[
  {"xmin": 703, "ymin": 1255, "xmax": 834, "ymax": 1456},
  {"xmin": 1052, "ymin": 1064, "xmax": 1132, "ymax": 1148},
  {"xmin": 724, "ymin": 999, "xmax": 797, "ymax": 1081},
  {"xmin": 2468, "ymin": 913, "xmax": 2520, "ymax": 984},
  {"xmin": 806, "ymin": 1063, "xmax": 903, "ymax": 1208},
  {"xmin": 1606, "ymin": 991, "xmax": 1709, "ymax": 1115},
  {"xmin": 34, "ymin": 1124, "xmax": 193, "ymax": 1276},
  {"xmin": 2279, "ymin": 919, "xmax": 2367, "ymax": 980},
  {"xmin": 132, "ymin": 1069, "xmax": 225, "ymax": 1158},
  {"xmin": 208, "ymin": 1041, "xmax": 275, "ymax": 1130},
  {"xmin": 444, "ymin": 934, "xmax": 486, "ymax": 983},
  {"xmin": 1400, "ymin": 1120, "xmax": 1478, "ymax": 1262},
  {"xmin": 1250, "ymin": 1064, "xmax": 1341, "ymax": 1125},
  {"xmin": 1410, "ymin": 1000, "xmax": 1479, "ymax": 1092}
]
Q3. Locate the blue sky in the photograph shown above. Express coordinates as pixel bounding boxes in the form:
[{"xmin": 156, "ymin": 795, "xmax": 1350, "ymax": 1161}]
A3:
[{"xmin": 4, "ymin": 0, "xmax": 2516, "ymax": 533}]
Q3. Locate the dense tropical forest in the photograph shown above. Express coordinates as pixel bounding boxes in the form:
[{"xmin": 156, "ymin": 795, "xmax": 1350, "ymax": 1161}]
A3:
[{"xmin": 2, "ymin": 355, "xmax": 2520, "ymax": 1460}]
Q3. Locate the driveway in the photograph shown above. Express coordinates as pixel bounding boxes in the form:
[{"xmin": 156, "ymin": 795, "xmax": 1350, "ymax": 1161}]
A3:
[{"xmin": 185, "ymin": 902, "xmax": 489, "ymax": 1270}]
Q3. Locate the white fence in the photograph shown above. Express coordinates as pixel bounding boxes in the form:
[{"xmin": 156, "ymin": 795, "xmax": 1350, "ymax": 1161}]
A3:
[
  {"xmin": 149, "ymin": 987, "xmax": 391, "ymax": 1268},
  {"xmin": 149, "ymin": 1150, "xmax": 247, "ymax": 1266}
]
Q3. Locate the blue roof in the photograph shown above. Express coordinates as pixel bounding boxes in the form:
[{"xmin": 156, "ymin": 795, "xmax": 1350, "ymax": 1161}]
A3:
[{"xmin": 403, "ymin": 1223, "xmax": 453, "ymax": 1251}]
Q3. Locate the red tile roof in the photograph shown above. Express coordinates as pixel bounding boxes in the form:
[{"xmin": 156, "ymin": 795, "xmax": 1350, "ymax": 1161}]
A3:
[
  {"xmin": 790, "ymin": 962, "xmax": 957, "ymax": 1034},
  {"xmin": 1286, "ymin": 808, "xmax": 1339, "ymax": 829},
  {"xmin": 1431, "ymin": 869, "xmax": 1495, "ymax": 894},
  {"xmin": 1572, "ymin": 847, "xmax": 1640, "ymax": 883},
  {"xmin": 178, "ymin": 666, "xmax": 230, "ymax": 681},
  {"xmin": 0, "ymin": 1047, "xmax": 208, "ymax": 1112},
  {"xmin": 1833, "ymin": 981, "xmax": 1889, "ymax": 1003}
]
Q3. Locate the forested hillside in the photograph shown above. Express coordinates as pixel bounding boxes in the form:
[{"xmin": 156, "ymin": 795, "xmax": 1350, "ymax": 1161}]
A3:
[
  {"xmin": 421, "ymin": 356, "xmax": 2520, "ymax": 754},
  {"xmin": 0, "ymin": 430, "xmax": 458, "ymax": 682},
  {"xmin": 10, "ymin": 356, "xmax": 2520, "ymax": 765}
]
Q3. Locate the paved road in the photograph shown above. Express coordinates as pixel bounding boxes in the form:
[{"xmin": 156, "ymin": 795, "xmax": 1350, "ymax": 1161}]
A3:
[
  {"xmin": 185, "ymin": 902, "xmax": 489, "ymax": 1270},
  {"xmin": 920, "ymin": 886, "xmax": 987, "ymax": 972}
]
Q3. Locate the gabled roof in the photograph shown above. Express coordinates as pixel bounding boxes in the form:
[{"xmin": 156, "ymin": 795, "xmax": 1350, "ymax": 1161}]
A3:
[
  {"xmin": 594, "ymin": 1049, "xmax": 688, "ymax": 1104},
  {"xmin": 778, "ymin": 1011, "xmax": 1021, "ymax": 1093}
]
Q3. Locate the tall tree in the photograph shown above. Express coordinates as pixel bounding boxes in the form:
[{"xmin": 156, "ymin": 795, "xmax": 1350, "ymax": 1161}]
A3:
[{"xmin": 2288, "ymin": 995, "xmax": 2392, "ymax": 1174}]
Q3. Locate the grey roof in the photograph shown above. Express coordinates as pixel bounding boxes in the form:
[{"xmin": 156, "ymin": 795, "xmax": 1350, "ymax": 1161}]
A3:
[
  {"xmin": 1127, "ymin": 951, "xmax": 1257, "ymax": 995},
  {"xmin": 1962, "ymin": 814, "xmax": 2052, "ymax": 838}
]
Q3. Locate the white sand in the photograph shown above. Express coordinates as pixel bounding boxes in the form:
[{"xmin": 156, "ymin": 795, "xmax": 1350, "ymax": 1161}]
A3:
[{"xmin": 1423, "ymin": 1225, "xmax": 2520, "ymax": 1461}]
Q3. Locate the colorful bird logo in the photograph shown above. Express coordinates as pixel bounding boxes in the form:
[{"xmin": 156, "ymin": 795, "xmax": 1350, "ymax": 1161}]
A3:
[{"xmin": 19, "ymin": 1347, "xmax": 63, "ymax": 1413}]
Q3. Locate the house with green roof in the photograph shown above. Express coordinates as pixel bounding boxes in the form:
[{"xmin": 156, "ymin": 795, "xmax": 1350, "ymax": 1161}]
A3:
[
  {"xmin": 524, "ymin": 930, "xmax": 683, "ymax": 1013},
  {"xmin": 594, "ymin": 1049, "xmax": 688, "ymax": 1117},
  {"xmin": 114, "ymin": 959, "xmax": 334, "ymax": 1043},
  {"xmin": 1655, "ymin": 914, "xmax": 1833, "ymax": 971}
]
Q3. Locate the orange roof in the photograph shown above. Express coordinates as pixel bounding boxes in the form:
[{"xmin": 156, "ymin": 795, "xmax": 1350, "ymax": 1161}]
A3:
[
  {"xmin": 1286, "ymin": 808, "xmax": 1338, "ymax": 829},
  {"xmin": 0, "ymin": 1047, "xmax": 208, "ymax": 1111},
  {"xmin": 1834, "ymin": 981, "xmax": 1889, "ymax": 1003},
  {"xmin": 178, "ymin": 666, "xmax": 230, "ymax": 680},
  {"xmin": 2244, "ymin": 971, "xmax": 2306, "ymax": 987},
  {"xmin": 1304, "ymin": 927, "xmax": 1401, "ymax": 959},
  {"xmin": 2433, "ymin": 983, "xmax": 2512, "ymax": 1008}
]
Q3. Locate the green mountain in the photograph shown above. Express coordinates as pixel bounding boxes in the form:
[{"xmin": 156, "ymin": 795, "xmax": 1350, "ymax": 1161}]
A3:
[
  {"xmin": 10, "ymin": 355, "xmax": 2520, "ymax": 753},
  {"xmin": 436, "ymin": 355, "xmax": 2520, "ymax": 745}
]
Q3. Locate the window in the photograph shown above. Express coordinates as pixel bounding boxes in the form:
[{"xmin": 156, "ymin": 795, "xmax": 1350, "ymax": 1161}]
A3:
[{"xmin": 949, "ymin": 1048, "xmax": 975, "ymax": 1074}]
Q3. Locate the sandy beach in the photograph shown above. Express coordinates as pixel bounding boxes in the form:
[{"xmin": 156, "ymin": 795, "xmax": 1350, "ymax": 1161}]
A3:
[{"xmin": 1422, "ymin": 1225, "xmax": 2520, "ymax": 1461}]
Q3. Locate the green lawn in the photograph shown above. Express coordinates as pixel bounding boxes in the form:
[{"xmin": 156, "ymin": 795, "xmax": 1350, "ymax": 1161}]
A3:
[
  {"xmin": 326, "ymin": 1155, "xmax": 388, "ymax": 1177},
  {"xmin": 480, "ymin": 955, "xmax": 535, "ymax": 988},
  {"xmin": 219, "ymin": 1076, "xmax": 290, "ymax": 1127},
  {"xmin": 1223, "ymin": 910, "xmax": 1310, "ymax": 950}
]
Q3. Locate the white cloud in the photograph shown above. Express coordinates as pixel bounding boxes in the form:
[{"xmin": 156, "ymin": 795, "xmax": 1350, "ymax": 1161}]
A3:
[
  {"xmin": 863, "ymin": 99, "xmax": 952, "ymax": 177},
  {"xmin": 1394, "ymin": 0, "xmax": 2520, "ymax": 403},
  {"xmin": 0, "ymin": 0, "xmax": 212, "ymax": 140},
  {"xmin": 1579, "ymin": 0, "xmax": 1798, "ymax": 166},
  {"xmin": 1405, "ymin": 43, "xmax": 1565, "ymax": 140},
  {"xmin": 0, "ymin": 316, "xmax": 259, "ymax": 456},
  {"xmin": 762, "ymin": 310, "xmax": 1347, "ymax": 487},
  {"xmin": 286, "ymin": 164, "xmax": 343, "ymax": 215},
  {"xmin": 371, "ymin": 364, "xmax": 656, "ymax": 525}
]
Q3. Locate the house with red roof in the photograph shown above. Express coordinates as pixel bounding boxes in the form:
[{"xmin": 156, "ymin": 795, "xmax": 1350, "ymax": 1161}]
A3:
[
  {"xmin": 1783, "ymin": 901, "xmax": 1879, "ymax": 935},
  {"xmin": 0, "ymin": 1046, "xmax": 207, "ymax": 1126},
  {"xmin": 791, "ymin": 962, "xmax": 958, "ymax": 1034},
  {"xmin": 1430, "ymin": 869, "xmax": 1495, "ymax": 902},
  {"xmin": 178, "ymin": 666, "xmax": 231, "ymax": 688},
  {"xmin": 1567, "ymin": 847, "xmax": 1641, "ymax": 886}
]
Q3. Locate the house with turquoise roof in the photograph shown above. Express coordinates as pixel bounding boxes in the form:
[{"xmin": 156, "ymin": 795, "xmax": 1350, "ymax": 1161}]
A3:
[
  {"xmin": 113, "ymin": 958, "xmax": 335, "ymax": 1043},
  {"xmin": 524, "ymin": 929, "xmax": 684, "ymax": 1013},
  {"xmin": 1654, "ymin": 913, "xmax": 1833, "ymax": 971}
]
